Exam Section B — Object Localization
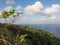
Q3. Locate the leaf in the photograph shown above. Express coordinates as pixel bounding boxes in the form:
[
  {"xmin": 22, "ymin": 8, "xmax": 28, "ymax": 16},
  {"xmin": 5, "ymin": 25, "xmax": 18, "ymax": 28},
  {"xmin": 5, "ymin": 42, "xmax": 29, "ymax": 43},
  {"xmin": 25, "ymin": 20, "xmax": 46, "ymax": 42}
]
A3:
[
  {"xmin": 19, "ymin": 34, "xmax": 28, "ymax": 42},
  {"xmin": 9, "ymin": 8, "xmax": 15, "ymax": 15}
]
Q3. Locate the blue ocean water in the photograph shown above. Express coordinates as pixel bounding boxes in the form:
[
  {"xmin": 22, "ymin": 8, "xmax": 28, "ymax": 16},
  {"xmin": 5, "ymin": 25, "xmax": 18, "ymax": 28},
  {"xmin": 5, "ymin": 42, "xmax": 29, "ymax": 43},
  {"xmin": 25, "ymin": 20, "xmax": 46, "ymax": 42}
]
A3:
[{"xmin": 26, "ymin": 24, "xmax": 60, "ymax": 38}]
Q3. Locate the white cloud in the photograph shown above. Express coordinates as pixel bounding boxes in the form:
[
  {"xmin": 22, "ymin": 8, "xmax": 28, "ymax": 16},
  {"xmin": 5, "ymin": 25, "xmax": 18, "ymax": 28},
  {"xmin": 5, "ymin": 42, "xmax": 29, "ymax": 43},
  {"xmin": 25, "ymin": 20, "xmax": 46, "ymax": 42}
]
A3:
[
  {"xmin": 4, "ymin": 6, "xmax": 12, "ymax": 12},
  {"xmin": 39, "ymin": 16, "xmax": 58, "ymax": 24},
  {"xmin": 40, "ymin": 16, "xmax": 48, "ymax": 21},
  {"xmin": 16, "ymin": 5, "xmax": 21, "ymax": 10},
  {"xmin": 4, "ymin": 6, "xmax": 22, "ymax": 13},
  {"xmin": 14, "ymin": 17, "xmax": 27, "ymax": 24},
  {"xmin": 50, "ymin": 16, "xmax": 57, "ymax": 20},
  {"xmin": 40, "ymin": 16, "xmax": 56, "ymax": 21},
  {"xmin": 0, "ymin": 1, "xmax": 60, "ymax": 24},
  {"xmin": 24, "ymin": 1, "xmax": 60, "ymax": 15},
  {"xmin": 24, "ymin": 1, "xmax": 43, "ymax": 15},
  {"xmin": 23, "ymin": 17, "xmax": 26, "ymax": 20},
  {"xmin": 6, "ymin": 0, "xmax": 15, "ymax": 4},
  {"xmin": 43, "ymin": 4, "xmax": 60, "ymax": 15},
  {"xmin": 16, "ymin": 5, "xmax": 22, "ymax": 13}
]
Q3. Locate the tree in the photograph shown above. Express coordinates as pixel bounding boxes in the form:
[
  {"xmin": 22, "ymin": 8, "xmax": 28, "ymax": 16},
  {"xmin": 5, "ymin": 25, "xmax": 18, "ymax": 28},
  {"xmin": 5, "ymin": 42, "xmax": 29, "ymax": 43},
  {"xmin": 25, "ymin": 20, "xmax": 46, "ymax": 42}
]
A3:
[
  {"xmin": 0, "ymin": 8, "xmax": 22, "ymax": 45},
  {"xmin": 0, "ymin": 8, "xmax": 22, "ymax": 24}
]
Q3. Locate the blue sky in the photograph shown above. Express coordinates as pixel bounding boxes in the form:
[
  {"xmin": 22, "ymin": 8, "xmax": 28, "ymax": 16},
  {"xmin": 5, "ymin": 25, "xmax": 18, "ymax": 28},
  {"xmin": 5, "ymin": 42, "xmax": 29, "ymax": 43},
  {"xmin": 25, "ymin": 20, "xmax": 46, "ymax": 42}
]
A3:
[{"xmin": 0, "ymin": 0, "xmax": 60, "ymax": 24}]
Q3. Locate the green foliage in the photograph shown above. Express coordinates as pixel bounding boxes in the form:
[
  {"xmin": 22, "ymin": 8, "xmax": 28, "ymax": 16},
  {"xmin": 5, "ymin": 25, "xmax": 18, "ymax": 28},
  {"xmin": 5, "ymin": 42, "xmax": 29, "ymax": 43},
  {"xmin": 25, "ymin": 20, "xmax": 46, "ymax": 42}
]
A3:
[
  {"xmin": 0, "ymin": 23, "xmax": 60, "ymax": 45},
  {"xmin": 0, "ymin": 8, "xmax": 22, "ymax": 24},
  {"xmin": 19, "ymin": 34, "xmax": 28, "ymax": 42},
  {"xmin": 2, "ymin": 9, "xmax": 15, "ymax": 18}
]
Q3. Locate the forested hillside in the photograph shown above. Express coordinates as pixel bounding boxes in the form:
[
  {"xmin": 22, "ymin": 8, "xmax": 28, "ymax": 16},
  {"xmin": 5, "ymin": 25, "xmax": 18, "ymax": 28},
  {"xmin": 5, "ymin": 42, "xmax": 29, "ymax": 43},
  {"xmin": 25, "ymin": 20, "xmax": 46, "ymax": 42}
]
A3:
[{"xmin": 0, "ymin": 23, "xmax": 60, "ymax": 45}]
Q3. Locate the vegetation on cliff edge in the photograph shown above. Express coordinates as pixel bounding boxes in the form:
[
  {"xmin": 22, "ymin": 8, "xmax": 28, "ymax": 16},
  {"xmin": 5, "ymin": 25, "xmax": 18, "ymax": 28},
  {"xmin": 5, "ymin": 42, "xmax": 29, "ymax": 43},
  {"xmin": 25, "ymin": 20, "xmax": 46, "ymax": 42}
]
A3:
[{"xmin": 0, "ymin": 23, "xmax": 60, "ymax": 45}]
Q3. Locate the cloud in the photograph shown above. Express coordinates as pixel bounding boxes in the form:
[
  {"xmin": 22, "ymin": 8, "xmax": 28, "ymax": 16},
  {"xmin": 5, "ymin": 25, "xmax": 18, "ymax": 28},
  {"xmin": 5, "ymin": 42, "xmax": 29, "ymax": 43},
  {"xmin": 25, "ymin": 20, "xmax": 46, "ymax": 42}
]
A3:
[
  {"xmin": 42, "ymin": 4, "xmax": 60, "ymax": 15},
  {"xmin": 14, "ymin": 17, "xmax": 27, "ymax": 24},
  {"xmin": 16, "ymin": 5, "xmax": 21, "ymax": 10},
  {"xmin": 24, "ymin": 1, "xmax": 60, "ymax": 15},
  {"xmin": 24, "ymin": 1, "xmax": 43, "ymax": 15},
  {"xmin": 6, "ymin": 0, "xmax": 15, "ymax": 4},
  {"xmin": 39, "ymin": 4, "xmax": 60, "ymax": 23},
  {"xmin": 4, "ymin": 6, "xmax": 12, "ymax": 12},
  {"xmin": 15, "ymin": 1, "xmax": 60, "ymax": 24},
  {"xmin": 16, "ymin": 5, "xmax": 22, "ymax": 13},
  {"xmin": 4, "ymin": 5, "xmax": 22, "ymax": 13},
  {"xmin": 0, "ymin": 1, "xmax": 60, "ymax": 24},
  {"xmin": 40, "ymin": 16, "xmax": 56, "ymax": 21},
  {"xmin": 49, "ymin": 16, "xmax": 56, "ymax": 20}
]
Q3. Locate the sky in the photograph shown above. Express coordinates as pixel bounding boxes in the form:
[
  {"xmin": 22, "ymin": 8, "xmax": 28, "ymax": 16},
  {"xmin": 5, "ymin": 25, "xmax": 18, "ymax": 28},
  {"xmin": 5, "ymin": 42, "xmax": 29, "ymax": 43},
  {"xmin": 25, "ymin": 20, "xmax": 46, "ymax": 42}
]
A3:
[{"xmin": 0, "ymin": 0, "xmax": 60, "ymax": 24}]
